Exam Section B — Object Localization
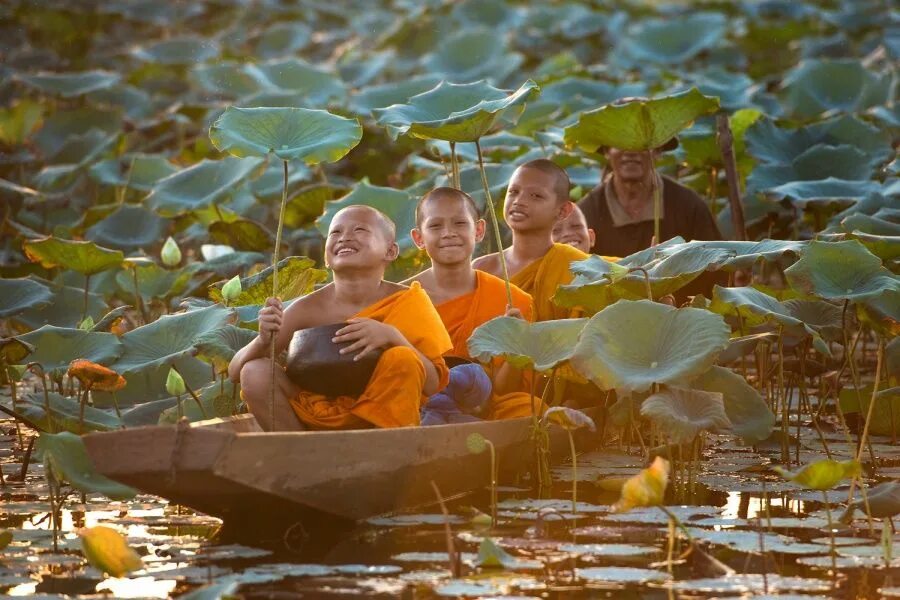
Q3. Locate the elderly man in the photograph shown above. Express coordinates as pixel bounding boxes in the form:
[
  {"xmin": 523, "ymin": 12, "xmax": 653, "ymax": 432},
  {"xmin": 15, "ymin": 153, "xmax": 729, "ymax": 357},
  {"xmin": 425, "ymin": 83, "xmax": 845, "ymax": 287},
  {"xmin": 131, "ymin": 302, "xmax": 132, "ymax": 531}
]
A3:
[{"xmin": 577, "ymin": 139, "xmax": 722, "ymax": 257}]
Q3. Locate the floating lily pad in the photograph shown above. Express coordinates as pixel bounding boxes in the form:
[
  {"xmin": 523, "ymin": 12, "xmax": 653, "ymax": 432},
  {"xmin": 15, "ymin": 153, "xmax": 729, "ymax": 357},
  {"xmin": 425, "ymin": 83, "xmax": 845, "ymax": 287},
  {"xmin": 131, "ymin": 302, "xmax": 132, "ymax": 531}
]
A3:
[
  {"xmin": 669, "ymin": 574, "xmax": 831, "ymax": 593},
  {"xmin": 367, "ymin": 514, "xmax": 464, "ymax": 527},
  {"xmin": 497, "ymin": 499, "xmax": 606, "ymax": 513},
  {"xmin": 576, "ymin": 566, "xmax": 671, "ymax": 584},
  {"xmin": 559, "ymin": 543, "xmax": 660, "ymax": 557}
]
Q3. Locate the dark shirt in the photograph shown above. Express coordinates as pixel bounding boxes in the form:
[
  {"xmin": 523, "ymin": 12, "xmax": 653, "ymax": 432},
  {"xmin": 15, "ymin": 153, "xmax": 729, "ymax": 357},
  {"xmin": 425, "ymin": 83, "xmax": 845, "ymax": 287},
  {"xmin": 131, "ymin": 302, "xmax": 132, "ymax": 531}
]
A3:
[{"xmin": 577, "ymin": 175, "xmax": 723, "ymax": 258}]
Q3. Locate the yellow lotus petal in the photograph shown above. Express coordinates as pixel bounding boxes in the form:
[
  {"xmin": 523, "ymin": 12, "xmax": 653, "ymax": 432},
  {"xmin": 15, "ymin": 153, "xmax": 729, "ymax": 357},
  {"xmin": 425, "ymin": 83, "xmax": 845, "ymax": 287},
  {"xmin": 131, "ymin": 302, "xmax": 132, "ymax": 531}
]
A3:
[
  {"xmin": 78, "ymin": 525, "xmax": 142, "ymax": 577},
  {"xmin": 612, "ymin": 456, "xmax": 670, "ymax": 513}
]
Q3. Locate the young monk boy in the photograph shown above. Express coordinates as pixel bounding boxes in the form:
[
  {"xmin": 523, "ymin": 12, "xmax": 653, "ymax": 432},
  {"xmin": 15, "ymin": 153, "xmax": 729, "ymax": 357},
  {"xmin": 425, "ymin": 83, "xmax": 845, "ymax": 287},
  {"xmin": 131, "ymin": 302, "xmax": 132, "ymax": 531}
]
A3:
[
  {"xmin": 228, "ymin": 205, "xmax": 452, "ymax": 431},
  {"xmin": 473, "ymin": 159, "xmax": 589, "ymax": 321},
  {"xmin": 552, "ymin": 203, "xmax": 595, "ymax": 255},
  {"xmin": 407, "ymin": 187, "xmax": 537, "ymax": 420}
]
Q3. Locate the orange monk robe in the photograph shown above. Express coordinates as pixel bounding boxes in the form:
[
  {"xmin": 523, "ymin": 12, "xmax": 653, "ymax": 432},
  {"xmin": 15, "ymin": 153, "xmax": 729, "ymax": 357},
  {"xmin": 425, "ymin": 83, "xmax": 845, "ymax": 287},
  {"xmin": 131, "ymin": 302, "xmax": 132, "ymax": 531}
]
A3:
[
  {"xmin": 435, "ymin": 270, "xmax": 541, "ymax": 420},
  {"xmin": 290, "ymin": 282, "xmax": 452, "ymax": 430},
  {"xmin": 510, "ymin": 242, "xmax": 589, "ymax": 321}
]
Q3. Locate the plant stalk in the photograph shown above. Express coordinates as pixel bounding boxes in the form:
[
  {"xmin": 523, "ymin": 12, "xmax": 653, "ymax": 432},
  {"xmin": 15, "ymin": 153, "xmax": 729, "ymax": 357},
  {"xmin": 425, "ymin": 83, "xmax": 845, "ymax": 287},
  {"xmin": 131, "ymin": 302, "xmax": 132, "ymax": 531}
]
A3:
[
  {"xmin": 268, "ymin": 159, "xmax": 291, "ymax": 431},
  {"xmin": 475, "ymin": 140, "xmax": 513, "ymax": 307}
]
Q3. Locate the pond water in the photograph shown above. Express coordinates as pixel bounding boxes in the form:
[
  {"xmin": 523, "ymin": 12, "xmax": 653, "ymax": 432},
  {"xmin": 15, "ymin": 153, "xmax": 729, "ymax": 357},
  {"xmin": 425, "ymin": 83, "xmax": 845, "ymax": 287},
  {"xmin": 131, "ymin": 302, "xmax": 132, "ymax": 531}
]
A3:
[{"xmin": 1, "ymin": 412, "xmax": 897, "ymax": 599}]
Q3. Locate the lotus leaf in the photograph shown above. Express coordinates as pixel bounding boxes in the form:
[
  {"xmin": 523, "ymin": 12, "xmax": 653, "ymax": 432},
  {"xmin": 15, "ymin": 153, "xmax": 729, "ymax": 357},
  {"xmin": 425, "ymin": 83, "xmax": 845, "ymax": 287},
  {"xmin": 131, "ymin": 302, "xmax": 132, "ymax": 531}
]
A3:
[
  {"xmin": 640, "ymin": 386, "xmax": 732, "ymax": 444},
  {"xmin": 115, "ymin": 262, "xmax": 192, "ymax": 303},
  {"xmin": 192, "ymin": 251, "xmax": 267, "ymax": 278},
  {"xmin": 252, "ymin": 22, "xmax": 312, "ymax": 59},
  {"xmin": 774, "ymin": 459, "xmax": 862, "ymax": 490},
  {"xmin": 249, "ymin": 59, "xmax": 347, "ymax": 104},
  {"xmin": 209, "ymin": 218, "xmax": 273, "ymax": 252},
  {"xmin": 32, "ymin": 108, "xmax": 120, "ymax": 154},
  {"xmin": 112, "ymin": 305, "xmax": 233, "ymax": 374},
  {"xmin": 85, "ymin": 204, "xmax": 168, "ymax": 251},
  {"xmin": 785, "ymin": 239, "xmax": 900, "ymax": 301},
  {"xmin": 572, "ymin": 300, "xmax": 730, "ymax": 392},
  {"xmin": 17, "ymin": 70, "xmax": 121, "ymax": 97},
  {"xmin": 533, "ymin": 78, "xmax": 648, "ymax": 117},
  {"xmin": 194, "ymin": 62, "xmax": 262, "ymax": 98},
  {"xmin": 422, "ymin": 28, "xmax": 523, "ymax": 84},
  {"xmin": 88, "ymin": 154, "xmax": 178, "ymax": 192},
  {"xmin": 316, "ymin": 181, "xmax": 418, "ymax": 256},
  {"xmin": 374, "ymin": 80, "xmax": 539, "ymax": 143},
  {"xmin": 0, "ymin": 337, "xmax": 34, "ymax": 365},
  {"xmin": 37, "ymin": 432, "xmax": 136, "ymax": 499},
  {"xmin": 208, "ymin": 256, "xmax": 326, "ymax": 306},
  {"xmin": 767, "ymin": 177, "xmax": 882, "ymax": 209},
  {"xmin": 656, "ymin": 239, "xmax": 807, "ymax": 270},
  {"xmin": 144, "ymin": 157, "xmax": 264, "ymax": 216},
  {"xmin": 13, "ymin": 279, "xmax": 108, "ymax": 330},
  {"xmin": 93, "ymin": 357, "xmax": 212, "ymax": 408},
  {"xmin": 209, "ymin": 107, "xmax": 362, "ymax": 163},
  {"xmin": 14, "ymin": 326, "xmax": 122, "ymax": 376},
  {"xmin": 617, "ymin": 13, "xmax": 727, "ymax": 65},
  {"xmin": 282, "ymin": 184, "xmax": 345, "ymax": 228},
  {"xmin": 780, "ymin": 59, "xmax": 896, "ymax": 118},
  {"xmin": 543, "ymin": 406, "xmax": 596, "ymax": 431},
  {"xmin": 467, "ymin": 316, "xmax": 587, "ymax": 373},
  {"xmin": 749, "ymin": 143, "xmax": 875, "ymax": 193},
  {"xmin": 349, "ymin": 76, "xmax": 443, "ymax": 116},
  {"xmin": 0, "ymin": 99, "xmax": 42, "ymax": 145},
  {"xmin": 249, "ymin": 160, "xmax": 313, "ymax": 201},
  {"xmin": 688, "ymin": 366, "xmax": 776, "ymax": 443},
  {"xmin": 132, "ymin": 37, "xmax": 219, "ymax": 65},
  {"xmin": 564, "ymin": 88, "xmax": 720, "ymax": 153},
  {"xmin": 2, "ymin": 391, "xmax": 122, "ymax": 433},
  {"xmin": 839, "ymin": 384, "xmax": 900, "ymax": 437},
  {"xmin": 843, "ymin": 480, "xmax": 900, "ymax": 520},
  {"xmin": 0, "ymin": 278, "xmax": 53, "ymax": 318},
  {"xmin": 576, "ymin": 566, "xmax": 671, "ymax": 584},
  {"xmin": 193, "ymin": 325, "xmax": 257, "ymax": 372},
  {"xmin": 91, "ymin": 306, "xmax": 131, "ymax": 334},
  {"xmin": 78, "ymin": 526, "xmax": 142, "ymax": 577}
]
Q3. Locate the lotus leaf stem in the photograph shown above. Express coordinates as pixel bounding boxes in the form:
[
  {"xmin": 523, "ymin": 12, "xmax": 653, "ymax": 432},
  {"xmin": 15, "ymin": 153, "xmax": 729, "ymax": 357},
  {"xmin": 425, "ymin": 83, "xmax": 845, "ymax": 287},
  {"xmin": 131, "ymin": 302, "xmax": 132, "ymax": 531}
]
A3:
[
  {"xmin": 82, "ymin": 273, "xmax": 91, "ymax": 323},
  {"xmin": 486, "ymin": 438, "xmax": 497, "ymax": 528},
  {"xmin": 268, "ymin": 159, "xmax": 291, "ymax": 431},
  {"xmin": 822, "ymin": 489, "xmax": 837, "ymax": 577},
  {"xmin": 567, "ymin": 429, "xmax": 577, "ymax": 515},
  {"xmin": 651, "ymin": 160, "xmax": 661, "ymax": 245},
  {"xmin": 430, "ymin": 480, "xmax": 461, "ymax": 577},
  {"xmin": 449, "ymin": 142, "xmax": 460, "ymax": 189},
  {"xmin": 173, "ymin": 364, "xmax": 209, "ymax": 420},
  {"xmin": 846, "ymin": 338, "xmax": 884, "ymax": 519},
  {"xmin": 475, "ymin": 140, "xmax": 513, "ymax": 307}
]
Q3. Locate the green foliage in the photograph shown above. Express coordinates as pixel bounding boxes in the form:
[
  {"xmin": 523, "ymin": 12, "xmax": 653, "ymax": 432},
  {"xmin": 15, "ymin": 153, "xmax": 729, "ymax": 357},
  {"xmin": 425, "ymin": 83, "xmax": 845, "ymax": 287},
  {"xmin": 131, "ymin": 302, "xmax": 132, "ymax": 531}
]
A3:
[
  {"xmin": 468, "ymin": 316, "xmax": 587, "ymax": 373},
  {"xmin": 785, "ymin": 240, "xmax": 900, "ymax": 301},
  {"xmin": 37, "ymin": 432, "xmax": 137, "ymax": 499},
  {"xmin": 207, "ymin": 256, "xmax": 326, "ymax": 305},
  {"xmin": 0, "ymin": 278, "xmax": 54, "ymax": 318},
  {"xmin": 23, "ymin": 237, "xmax": 123, "ymax": 276},
  {"xmin": 774, "ymin": 459, "xmax": 862, "ymax": 490},
  {"xmin": 14, "ymin": 326, "xmax": 122, "ymax": 377}
]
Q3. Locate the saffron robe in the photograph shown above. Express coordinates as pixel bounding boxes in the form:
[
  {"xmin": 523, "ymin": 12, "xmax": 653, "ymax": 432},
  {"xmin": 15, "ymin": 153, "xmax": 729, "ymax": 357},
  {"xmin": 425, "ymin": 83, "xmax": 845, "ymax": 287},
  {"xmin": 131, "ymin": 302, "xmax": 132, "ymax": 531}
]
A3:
[
  {"xmin": 510, "ymin": 243, "xmax": 589, "ymax": 321},
  {"xmin": 290, "ymin": 282, "xmax": 452, "ymax": 429},
  {"xmin": 435, "ymin": 270, "xmax": 540, "ymax": 420}
]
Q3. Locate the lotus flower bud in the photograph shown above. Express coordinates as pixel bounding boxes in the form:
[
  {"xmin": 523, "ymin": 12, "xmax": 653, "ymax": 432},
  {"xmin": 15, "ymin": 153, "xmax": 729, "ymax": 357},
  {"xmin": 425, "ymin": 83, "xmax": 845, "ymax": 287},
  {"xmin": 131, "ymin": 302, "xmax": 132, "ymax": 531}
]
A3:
[
  {"xmin": 160, "ymin": 236, "xmax": 181, "ymax": 267},
  {"xmin": 78, "ymin": 316, "xmax": 95, "ymax": 331},
  {"xmin": 222, "ymin": 275, "xmax": 242, "ymax": 305},
  {"xmin": 165, "ymin": 367, "xmax": 186, "ymax": 397}
]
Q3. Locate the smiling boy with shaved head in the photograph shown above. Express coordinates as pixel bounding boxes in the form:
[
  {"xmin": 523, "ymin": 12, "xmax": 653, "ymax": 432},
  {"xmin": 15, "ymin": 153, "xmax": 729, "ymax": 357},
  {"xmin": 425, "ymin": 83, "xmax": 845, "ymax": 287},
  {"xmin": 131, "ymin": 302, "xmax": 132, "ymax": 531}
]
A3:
[
  {"xmin": 228, "ymin": 205, "xmax": 452, "ymax": 431},
  {"xmin": 473, "ymin": 159, "xmax": 589, "ymax": 321}
]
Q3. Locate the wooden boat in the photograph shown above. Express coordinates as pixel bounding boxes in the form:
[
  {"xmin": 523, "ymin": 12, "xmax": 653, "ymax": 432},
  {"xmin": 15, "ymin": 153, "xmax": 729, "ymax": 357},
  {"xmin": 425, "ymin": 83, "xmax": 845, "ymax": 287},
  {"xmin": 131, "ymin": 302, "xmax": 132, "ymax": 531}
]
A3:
[{"xmin": 84, "ymin": 411, "xmax": 599, "ymax": 538}]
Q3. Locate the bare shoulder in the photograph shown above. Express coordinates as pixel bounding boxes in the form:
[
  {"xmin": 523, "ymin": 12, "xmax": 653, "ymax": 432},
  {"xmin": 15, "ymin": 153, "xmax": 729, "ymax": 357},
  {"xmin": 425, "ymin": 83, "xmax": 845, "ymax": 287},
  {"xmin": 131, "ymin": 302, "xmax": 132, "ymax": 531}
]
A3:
[
  {"xmin": 472, "ymin": 252, "xmax": 500, "ymax": 276},
  {"xmin": 282, "ymin": 284, "xmax": 331, "ymax": 328},
  {"xmin": 401, "ymin": 267, "xmax": 431, "ymax": 286},
  {"xmin": 381, "ymin": 280, "xmax": 409, "ymax": 297}
]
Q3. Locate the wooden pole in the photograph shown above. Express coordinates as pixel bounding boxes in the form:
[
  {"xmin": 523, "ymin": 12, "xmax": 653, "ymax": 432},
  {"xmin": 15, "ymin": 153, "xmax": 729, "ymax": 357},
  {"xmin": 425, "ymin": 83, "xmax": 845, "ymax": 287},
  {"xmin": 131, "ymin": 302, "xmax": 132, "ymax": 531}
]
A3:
[{"xmin": 716, "ymin": 114, "xmax": 747, "ymax": 241}]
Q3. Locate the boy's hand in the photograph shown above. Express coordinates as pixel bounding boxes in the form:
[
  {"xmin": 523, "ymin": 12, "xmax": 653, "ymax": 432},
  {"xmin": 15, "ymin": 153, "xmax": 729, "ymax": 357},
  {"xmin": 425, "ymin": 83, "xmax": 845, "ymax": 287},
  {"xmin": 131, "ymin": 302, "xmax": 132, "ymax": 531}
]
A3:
[
  {"xmin": 258, "ymin": 297, "xmax": 283, "ymax": 344},
  {"xmin": 505, "ymin": 305, "xmax": 525, "ymax": 320},
  {"xmin": 333, "ymin": 318, "xmax": 403, "ymax": 361}
]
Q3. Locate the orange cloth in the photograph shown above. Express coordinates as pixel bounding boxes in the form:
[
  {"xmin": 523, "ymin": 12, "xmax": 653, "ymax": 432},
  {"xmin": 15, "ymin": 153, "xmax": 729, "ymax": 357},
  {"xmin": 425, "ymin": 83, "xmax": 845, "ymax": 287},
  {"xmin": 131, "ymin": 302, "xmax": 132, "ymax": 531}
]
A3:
[
  {"xmin": 436, "ymin": 270, "xmax": 533, "ymax": 359},
  {"xmin": 435, "ymin": 270, "xmax": 541, "ymax": 420},
  {"xmin": 510, "ymin": 243, "xmax": 589, "ymax": 321},
  {"xmin": 290, "ymin": 282, "xmax": 452, "ymax": 429}
]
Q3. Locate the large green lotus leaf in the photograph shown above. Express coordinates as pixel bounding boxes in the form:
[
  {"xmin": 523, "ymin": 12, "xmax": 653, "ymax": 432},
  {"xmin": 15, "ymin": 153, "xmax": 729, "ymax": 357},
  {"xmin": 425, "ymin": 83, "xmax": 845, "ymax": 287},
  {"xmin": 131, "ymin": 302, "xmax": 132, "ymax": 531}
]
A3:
[
  {"xmin": 32, "ymin": 108, "xmax": 121, "ymax": 154},
  {"xmin": 748, "ymin": 143, "xmax": 875, "ymax": 193},
  {"xmin": 709, "ymin": 286, "xmax": 832, "ymax": 355},
  {"xmin": 23, "ymin": 237, "xmax": 123, "ymax": 276},
  {"xmin": 348, "ymin": 76, "xmax": 442, "ymax": 115},
  {"xmin": 132, "ymin": 37, "xmax": 219, "ymax": 65},
  {"xmin": 847, "ymin": 231, "xmax": 900, "ymax": 262},
  {"xmin": 640, "ymin": 386, "xmax": 731, "ymax": 444},
  {"xmin": 282, "ymin": 184, "xmax": 345, "ymax": 229},
  {"xmin": 467, "ymin": 316, "xmax": 587, "ymax": 373},
  {"xmin": 780, "ymin": 59, "xmax": 896, "ymax": 118},
  {"xmin": 14, "ymin": 278, "xmax": 108, "ymax": 330},
  {"xmin": 113, "ymin": 305, "xmax": 233, "ymax": 374},
  {"xmin": 15, "ymin": 326, "xmax": 122, "ymax": 377},
  {"xmin": 856, "ymin": 289, "xmax": 900, "ymax": 338},
  {"xmin": 0, "ymin": 337, "xmax": 34, "ymax": 365},
  {"xmin": 0, "ymin": 278, "xmax": 53, "ymax": 318},
  {"xmin": 554, "ymin": 247, "xmax": 730, "ymax": 311},
  {"xmin": 249, "ymin": 59, "xmax": 347, "ymax": 104},
  {"xmin": 86, "ymin": 83, "xmax": 157, "ymax": 121},
  {"xmin": 316, "ymin": 181, "xmax": 419, "ymax": 257},
  {"xmin": 529, "ymin": 78, "xmax": 648, "ymax": 117},
  {"xmin": 92, "ymin": 356, "xmax": 211, "ymax": 408},
  {"xmin": 564, "ymin": 88, "xmax": 720, "ymax": 153},
  {"xmin": 209, "ymin": 107, "xmax": 362, "ymax": 164},
  {"xmin": 571, "ymin": 300, "xmax": 730, "ymax": 393},
  {"xmin": 144, "ymin": 157, "xmax": 264, "ymax": 216},
  {"xmin": 191, "ymin": 251, "xmax": 267, "ymax": 278},
  {"xmin": 781, "ymin": 299, "xmax": 845, "ymax": 343},
  {"xmin": 774, "ymin": 459, "xmax": 861, "ymax": 491},
  {"xmin": 194, "ymin": 62, "xmax": 262, "ymax": 97},
  {"xmin": 208, "ymin": 218, "xmax": 273, "ymax": 252},
  {"xmin": 85, "ymin": 205, "xmax": 168, "ymax": 251},
  {"xmin": 208, "ymin": 256, "xmax": 326, "ymax": 306},
  {"xmin": 448, "ymin": 162, "xmax": 519, "ymax": 209},
  {"xmin": 423, "ymin": 28, "xmax": 524, "ymax": 84},
  {"xmin": 373, "ymin": 80, "xmax": 540, "ymax": 143},
  {"xmin": 193, "ymin": 325, "xmax": 257, "ymax": 372},
  {"xmin": 766, "ymin": 177, "xmax": 882, "ymax": 209},
  {"xmin": 88, "ymin": 154, "xmax": 178, "ymax": 192},
  {"xmin": 680, "ymin": 108, "xmax": 761, "ymax": 171},
  {"xmin": 37, "ymin": 432, "xmax": 136, "ymax": 500},
  {"xmin": 784, "ymin": 240, "xmax": 900, "ymax": 301},
  {"xmin": 656, "ymin": 239, "xmax": 807, "ymax": 271},
  {"xmin": 841, "ymin": 213, "xmax": 900, "ymax": 237},
  {"xmin": 688, "ymin": 366, "xmax": 776, "ymax": 444},
  {"xmin": 249, "ymin": 160, "xmax": 312, "ymax": 201},
  {"xmin": 33, "ymin": 130, "xmax": 119, "ymax": 191},
  {"xmin": 115, "ymin": 263, "xmax": 192, "ymax": 302},
  {"xmin": 618, "ymin": 13, "xmax": 726, "ymax": 64},
  {"xmin": 746, "ymin": 115, "xmax": 894, "ymax": 168},
  {"xmin": 452, "ymin": 0, "xmax": 522, "ymax": 28},
  {"xmin": 251, "ymin": 22, "xmax": 312, "ymax": 59},
  {"xmin": 17, "ymin": 70, "xmax": 121, "ymax": 97},
  {"xmin": 2, "ymin": 391, "xmax": 122, "ymax": 433}
]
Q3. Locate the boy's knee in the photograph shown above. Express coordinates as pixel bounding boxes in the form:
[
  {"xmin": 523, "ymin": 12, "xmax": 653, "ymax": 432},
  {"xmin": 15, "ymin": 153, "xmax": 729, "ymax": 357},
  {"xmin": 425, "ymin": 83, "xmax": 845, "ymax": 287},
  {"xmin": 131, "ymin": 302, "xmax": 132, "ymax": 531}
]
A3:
[{"xmin": 239, "ymin": 358, "xmax": 271, "ymax": 400}]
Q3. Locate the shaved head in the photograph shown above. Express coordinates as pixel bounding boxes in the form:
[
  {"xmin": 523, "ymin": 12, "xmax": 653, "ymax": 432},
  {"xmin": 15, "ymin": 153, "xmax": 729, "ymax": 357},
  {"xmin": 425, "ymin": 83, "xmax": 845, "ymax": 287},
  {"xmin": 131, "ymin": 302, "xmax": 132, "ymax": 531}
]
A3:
[
  {"xmin": 516, "ymin": 159, "xmax": 570, "ymax": 204},
  {"xmin": 332, "ymin": 205, "xmax": 396, "ymax": 242},
  {"xmin": 415, "ymin": 187, "xmax": 480, "ymax": 227}
]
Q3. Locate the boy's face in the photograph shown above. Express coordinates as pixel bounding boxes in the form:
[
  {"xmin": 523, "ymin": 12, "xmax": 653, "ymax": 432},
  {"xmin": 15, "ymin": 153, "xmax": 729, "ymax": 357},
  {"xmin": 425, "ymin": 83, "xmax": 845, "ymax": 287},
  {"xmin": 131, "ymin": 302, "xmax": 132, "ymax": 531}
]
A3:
[
  {"xmin": 325, "ymin": 207, "xmax": 398, "ymax": 271},
  {"xmin": 504, "ymin": 167, "xmax": 571, "ymax": 232},
  {"xmin": 412, "ymin": 196, "xmax": 485, "ymax": 266},
  {"xmin": 552, "ymin": 207, "xmax": 595, "ymax": 254}
]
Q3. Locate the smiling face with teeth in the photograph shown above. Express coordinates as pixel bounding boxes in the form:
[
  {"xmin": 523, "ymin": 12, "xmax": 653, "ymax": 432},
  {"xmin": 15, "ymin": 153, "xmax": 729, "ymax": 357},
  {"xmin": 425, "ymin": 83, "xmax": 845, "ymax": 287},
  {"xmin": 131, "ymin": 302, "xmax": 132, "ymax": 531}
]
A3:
[
  {"xmin": 412, "ymin": 188, "xmax": 485, "ymax": 267},
  {"xmin": 325, "ymin": 205, "xmax": 398, "ymax": 272},
  {"xmin": 503, "ymin": 165, "xmax": 572, "ymax": 233}
]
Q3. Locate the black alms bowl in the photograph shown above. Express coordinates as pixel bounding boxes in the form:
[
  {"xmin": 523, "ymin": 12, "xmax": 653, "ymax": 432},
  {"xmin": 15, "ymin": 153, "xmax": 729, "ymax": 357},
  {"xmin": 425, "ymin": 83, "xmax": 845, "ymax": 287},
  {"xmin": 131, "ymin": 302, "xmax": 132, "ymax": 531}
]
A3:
[{"xmin": 285, "ymin": 323, "xmax": 383, "ymax": 397}]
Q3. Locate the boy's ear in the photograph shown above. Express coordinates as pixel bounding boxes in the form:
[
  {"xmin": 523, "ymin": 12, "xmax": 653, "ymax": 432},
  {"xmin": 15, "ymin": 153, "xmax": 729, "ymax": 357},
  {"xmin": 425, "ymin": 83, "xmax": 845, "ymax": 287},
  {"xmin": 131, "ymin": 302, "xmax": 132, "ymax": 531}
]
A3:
[
  {"xmin": 558, "ymin": 200, "xmax": 575, "ymax": 220},
  {"xmin": 411, "ymin": 227, "xmax": 426, "ymax": 249},
  {"xmin": 385, "ymin": 241, "xmax": 400, "ymax": 261},
  {"xmin": 588, "ymin": 228, "xmax": 596, "ymax": 248},
  {"xmin": 474, "ymin": 219, "xmax": 486, "ymax": 243}
]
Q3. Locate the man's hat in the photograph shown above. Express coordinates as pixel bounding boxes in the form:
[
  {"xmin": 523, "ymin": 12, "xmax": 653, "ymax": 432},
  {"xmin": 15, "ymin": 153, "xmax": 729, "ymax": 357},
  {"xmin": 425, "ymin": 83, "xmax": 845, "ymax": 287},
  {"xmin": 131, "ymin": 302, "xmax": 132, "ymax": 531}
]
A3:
[{"xmin": 594, "ymin": 96, "xmax": 679, "ymax": 155}]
